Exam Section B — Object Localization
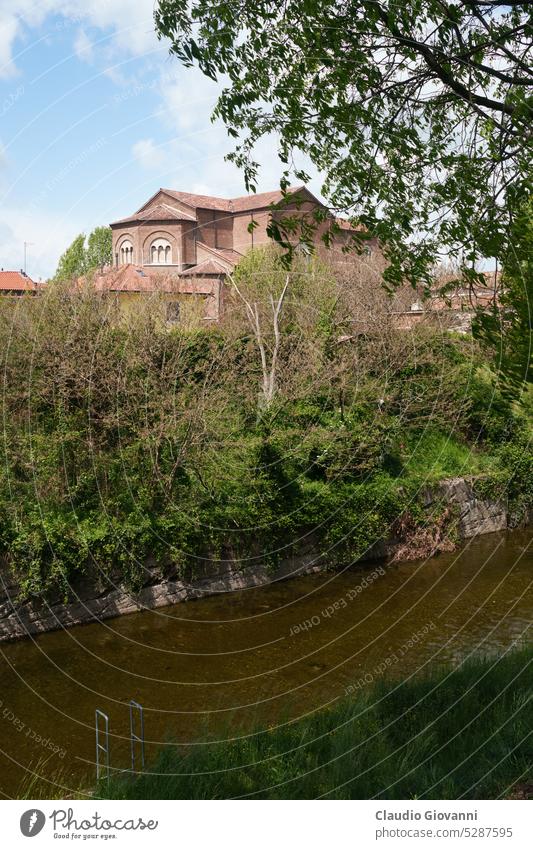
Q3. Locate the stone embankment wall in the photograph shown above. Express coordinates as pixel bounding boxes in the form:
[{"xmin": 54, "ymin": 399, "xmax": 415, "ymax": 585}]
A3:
[{"xmin": 0, "ymin": 477, "xmax": 522, "ymax": 642}]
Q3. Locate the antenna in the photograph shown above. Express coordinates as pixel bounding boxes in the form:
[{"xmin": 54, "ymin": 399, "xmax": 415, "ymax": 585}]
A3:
[{"xmin": 24, "ymin": 241, "xmax": 34, "ymax": 275}]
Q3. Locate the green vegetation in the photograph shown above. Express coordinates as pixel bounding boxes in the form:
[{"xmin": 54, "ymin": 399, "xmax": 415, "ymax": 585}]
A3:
[
  {"xmin": 156, "ymin": 0, "xmax": 531, "ymax": 400},
  {"xmin": 155, "ymin": 1, "xmax": 529, "ymax": 287},
  {"xmin": 0, "ymin": 250, "xmax": 531, "ymax": 600},
  {"xmin": 98, "ymin": 646, "xmax": 533, "ymax": 800},
  {"xmin": 473, "ymin": 202, "xmax": 532, "ymax": 398},
  {"xmin": 54, "ymin": 225, "xmax": 112, "ymax": 281}
]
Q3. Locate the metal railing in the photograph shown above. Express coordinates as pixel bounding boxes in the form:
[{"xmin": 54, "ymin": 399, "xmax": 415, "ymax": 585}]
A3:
[
  {"xmin": 95, "ymin": 709, "xmax": 110, "ymax": 783},
  {"xmin": 94, "ymin": 700, "xmax": 145, "ymax": 783}
]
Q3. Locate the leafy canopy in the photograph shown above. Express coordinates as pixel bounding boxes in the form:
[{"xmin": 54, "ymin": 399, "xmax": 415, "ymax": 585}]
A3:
[
  {"xmin": 155, "ymin": 0, "xmax": 531, "ymax": 286},
  {"xmin": 54, "ymin": 226, "xmax": 112, "ymax": 282},
  {"xmin": 473, "ymin": 201, "xmax": 532, "ymax": 395}
]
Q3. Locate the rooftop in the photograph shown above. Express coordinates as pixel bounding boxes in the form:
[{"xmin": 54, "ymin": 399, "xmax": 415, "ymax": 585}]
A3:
[
  {"xmin": 158, "ymin": 185, "xmax": 312, "ymax": 214},
  {"xmin": 111, "ymin": 185, "xmax": 361, "ymax": 233},
  {"xmin": 0, "ymin": 270, "xmax": 40, "ymax": 292}
]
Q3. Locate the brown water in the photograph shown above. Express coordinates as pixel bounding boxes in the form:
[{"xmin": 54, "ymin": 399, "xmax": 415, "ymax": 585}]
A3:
[{"xmin": 0, "ymin": 529, "xmax": 531, "ymax": 798}]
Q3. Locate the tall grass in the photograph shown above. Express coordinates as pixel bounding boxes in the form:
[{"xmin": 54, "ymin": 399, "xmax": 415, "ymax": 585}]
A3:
[
  {"xmin": 98, "ymin": 647, "xmax": 532, "ymax": 800},
  {"xmin": 403, "ymin": 429, "xmax": 494, "ymax": 482}
]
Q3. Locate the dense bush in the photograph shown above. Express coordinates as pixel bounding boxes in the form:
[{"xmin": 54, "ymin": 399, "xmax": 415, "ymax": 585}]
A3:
[{"xmin": 0, "ymin": 263, "xmax": 530, "ymax": 598}]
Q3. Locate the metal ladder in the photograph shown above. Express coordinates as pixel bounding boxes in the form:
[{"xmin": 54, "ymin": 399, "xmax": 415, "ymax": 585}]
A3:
[{"xmin": 95, "ymin": 699, "xmax": 145, "ymax": 784}]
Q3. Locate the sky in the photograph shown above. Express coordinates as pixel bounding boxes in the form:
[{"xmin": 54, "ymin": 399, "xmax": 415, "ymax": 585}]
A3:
[{"xmin": 0, "ymin": 1, "xmax": 318, "ymax": 280}]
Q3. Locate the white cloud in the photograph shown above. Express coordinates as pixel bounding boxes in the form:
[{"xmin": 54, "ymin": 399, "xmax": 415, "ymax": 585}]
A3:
[
  {"xmin": 66, "ymin": 0, "xmax": 157, "ymax": 56},
  {"xmin": 0, "ymin": 140, "xmax": 7, "ymax": 168},
  {"xmin": 0, "ymin": 0, "xmax": 159, "ymax": 79},
  {"xmin": 73, "ymin": 29, "xmax": 94, "ymax": 63},
  {"xmin": 155, "ymin": 63, "xmax": 324, "ymax": 198},
  {"xmin": 0, "ymin": 14, "xmax": 19, "ymax": 79},
  {"xmin": 132, "ymin": 138, "xmax": 165, "ymax": 170},
  {"xmin": 161, "ymin": 66, "xmax": 220, "ymax": 133}
]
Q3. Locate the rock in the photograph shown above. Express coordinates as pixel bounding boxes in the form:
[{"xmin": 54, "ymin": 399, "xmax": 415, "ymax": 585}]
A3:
[{"xmin": 435, "ymin": 477, "xmax": 507, "ymax": 537}]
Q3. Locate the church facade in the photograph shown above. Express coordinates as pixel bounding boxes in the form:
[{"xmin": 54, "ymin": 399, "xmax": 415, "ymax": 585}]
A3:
[{"xmin": 103, "ymin": 185, "xmax": 369, "ymax": 321}]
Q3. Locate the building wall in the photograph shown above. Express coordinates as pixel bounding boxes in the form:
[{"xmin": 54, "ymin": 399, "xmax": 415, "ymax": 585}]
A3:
[
  {"xmin": 108, "ymin": 276, "xmax": 223, "ymax": 323},
  {"xmin": 231, "ymin": 201, "xmax": 346, "ymax": 254},
  {"xmin": 140, "ymin": 225, "xmax": 181, "ymax": 266},
  {"xmin": 112, "ymin": 194, "xmax": 373, "ymax": 269},
  {"xmin": 112, "ymin": 221, "xmax": 190, "ymax": 269},
  {"xmin": 183, "ymin": 223, "xmax": 197, "ymax": 266},
  {"xmin": 114, "ymin": 229, "xmax": 140, "ymax": 266}
]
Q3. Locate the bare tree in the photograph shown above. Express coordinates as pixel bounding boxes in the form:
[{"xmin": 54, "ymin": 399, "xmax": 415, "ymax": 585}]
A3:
[{"xmin": 227, "ymin": 271, "xmax": 290, "ymax": 410}]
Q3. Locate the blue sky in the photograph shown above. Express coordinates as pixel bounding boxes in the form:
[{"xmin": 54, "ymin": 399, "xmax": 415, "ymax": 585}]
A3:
[{"xmin": 0, "ymin": 2, "xmax": 316, "ymax": 280}]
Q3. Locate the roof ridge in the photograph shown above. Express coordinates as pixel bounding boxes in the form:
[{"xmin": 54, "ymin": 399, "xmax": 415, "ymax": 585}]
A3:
[
  {"xmin": 229, "ymin": 183, "xmax": 305, "ymax": 202},
  {"xmin": 180, "ymin": 258, "xmax": 227, "ymax": 275},
  {"xmin": 160, "ymin": 184, "xmax": 310, "ymax": 213}
]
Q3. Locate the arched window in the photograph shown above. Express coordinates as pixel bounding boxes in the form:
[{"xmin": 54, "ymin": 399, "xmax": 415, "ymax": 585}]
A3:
[
  {"xmin": 120, "ymin": 240, "xmax": 133, "ymax": 265},
  {"xmin": 150, "ymin": 238, "xmax": 172, "ymax": 265}
]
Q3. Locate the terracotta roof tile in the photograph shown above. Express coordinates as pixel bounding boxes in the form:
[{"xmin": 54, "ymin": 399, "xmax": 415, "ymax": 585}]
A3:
[
  {"xmin": 196, "ymin": 242, "xmax": 242, "ymax": 266},
  {"xmin": 111, "ymin": 185, "xmax": 368, "ymax": 251},
  {"xmin": 110, "ymin": 203, "xmax": 196, "ymax": 227},
  {"xmin": 91, "ymin": 265, "xmax": 181, "ymax": 294},
  {"xmin": 161, "ymin": 185, "xmax": 310, "ymax": 214},
  {"xmin": 230, "ymin": 186, "xmax": 308, "ymax": 212},
  {"xmin": 179, "ymin": 259, "xmax": 227, "ymax": 276},
  {"xmin": 114, "ymin": 186, "xmax": 327, "ymax": 231},
  {"xmin": 137, "ymin": 203, "xmax": 196, "ymax": 222},
  {"xmin": 0, "ymin": 270, "xmax": 39, "ymax": 291},
  {"xmin": 163, "ymin": 189, "xmax": 233, "ymax": 212}
]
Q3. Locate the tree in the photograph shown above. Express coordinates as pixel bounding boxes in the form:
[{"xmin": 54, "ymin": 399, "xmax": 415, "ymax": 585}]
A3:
[
  {"xmin": 54, "ymin": 234, "xmax": 87, "ymax": 282},
  {"xmin": 86, "ymin": 226, "xmax": 112, "ymax": 271},
  {"xmin": 224, "ymin": 247, "xmax": 341, "ymax": 413},
  {"xmin": 54, "ymin": 227, "xmax": 112, "ymax": 281},
  {"xmin": 154, "ymin": 1, "xmax": 531, "ymax": 288},
  {"xmin": 473, "ymin": 202, "xmax": 532, "ymax": 395},
  {"xmin": 228, "ymin": 270, "xmax": 290, "ymax": 410}
]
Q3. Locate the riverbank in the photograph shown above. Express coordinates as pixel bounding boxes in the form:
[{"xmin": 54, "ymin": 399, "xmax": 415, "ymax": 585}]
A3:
[
  {"xmin": 0, "ymin": 474, "xmax": 525, "ymax": 642},
  {"xmin": 97, "ymin": 646, "xmax": 533, "ymax": 800},
  {"xmin": 3, "ymin": 529, "xmax": 531, "ymax": 799},
  {"xmin": 0, "ymin": 266, "xmax": 531, "ymax": 642}
]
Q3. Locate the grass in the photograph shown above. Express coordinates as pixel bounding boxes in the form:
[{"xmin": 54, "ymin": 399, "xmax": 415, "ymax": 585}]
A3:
[
  {"xmin": 403, "ymin": 430, "xmax": 494, "ymax": 483},
  {"xmin": 97, "ymin": 646, "xmax": 532, "ymax": 800}
]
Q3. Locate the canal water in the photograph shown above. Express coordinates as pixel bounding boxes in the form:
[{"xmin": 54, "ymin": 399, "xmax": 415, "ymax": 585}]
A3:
[{"xmin": 0, "ymin": 529, "xmax": 531, "ymax": 798}]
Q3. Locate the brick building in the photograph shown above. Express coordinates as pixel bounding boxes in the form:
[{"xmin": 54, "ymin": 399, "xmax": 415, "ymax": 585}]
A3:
[{"xmin": 104, "ymin": 185, "xmax": 369, "ymax": 321}]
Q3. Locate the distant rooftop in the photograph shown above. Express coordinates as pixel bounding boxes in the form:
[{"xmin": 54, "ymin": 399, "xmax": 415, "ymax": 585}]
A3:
[{"xmin": 0, "ymin": 270, "xmax": 40, "ymax": 292}]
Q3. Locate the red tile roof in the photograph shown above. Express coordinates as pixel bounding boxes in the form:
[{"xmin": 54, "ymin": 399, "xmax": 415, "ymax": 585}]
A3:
[
  {"xmin": 137, "ymin": 203, "xmax": 196, "ymax": 222},
  {"xmin": 196, "ymin": 242, "xmax": 242, "ymax": 266},
  {"xmin": 0, "ymin": 270, "xmax": 39, "ymax": 292},
  {"xmin": 160, "ymin": 185, "xmax": 314, "ymax": 214},
  {"xmin": 163, "ymin": 189, "xmax": 232, "ymax": 212},
  {"xmin": 111, "ymin": 202, "xmax": 197, "ymax": 227},
  {"xmin": 231, "ymin": 186, "xmax": 310, "ymax": 212},
  {"xmin": 113, "ymin": 185, "xmax": 362, "ymax": 234},
  {"xmin": 91, "ymin": 265, "xmax": 181, "ymax": 294},
  {"xmin": 91, "ymin": 261, "xmax": 228, "ymax": 291},
  {"xmin": 180, "ymin": 259, "xmax": 227, "ymax": 276}
]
